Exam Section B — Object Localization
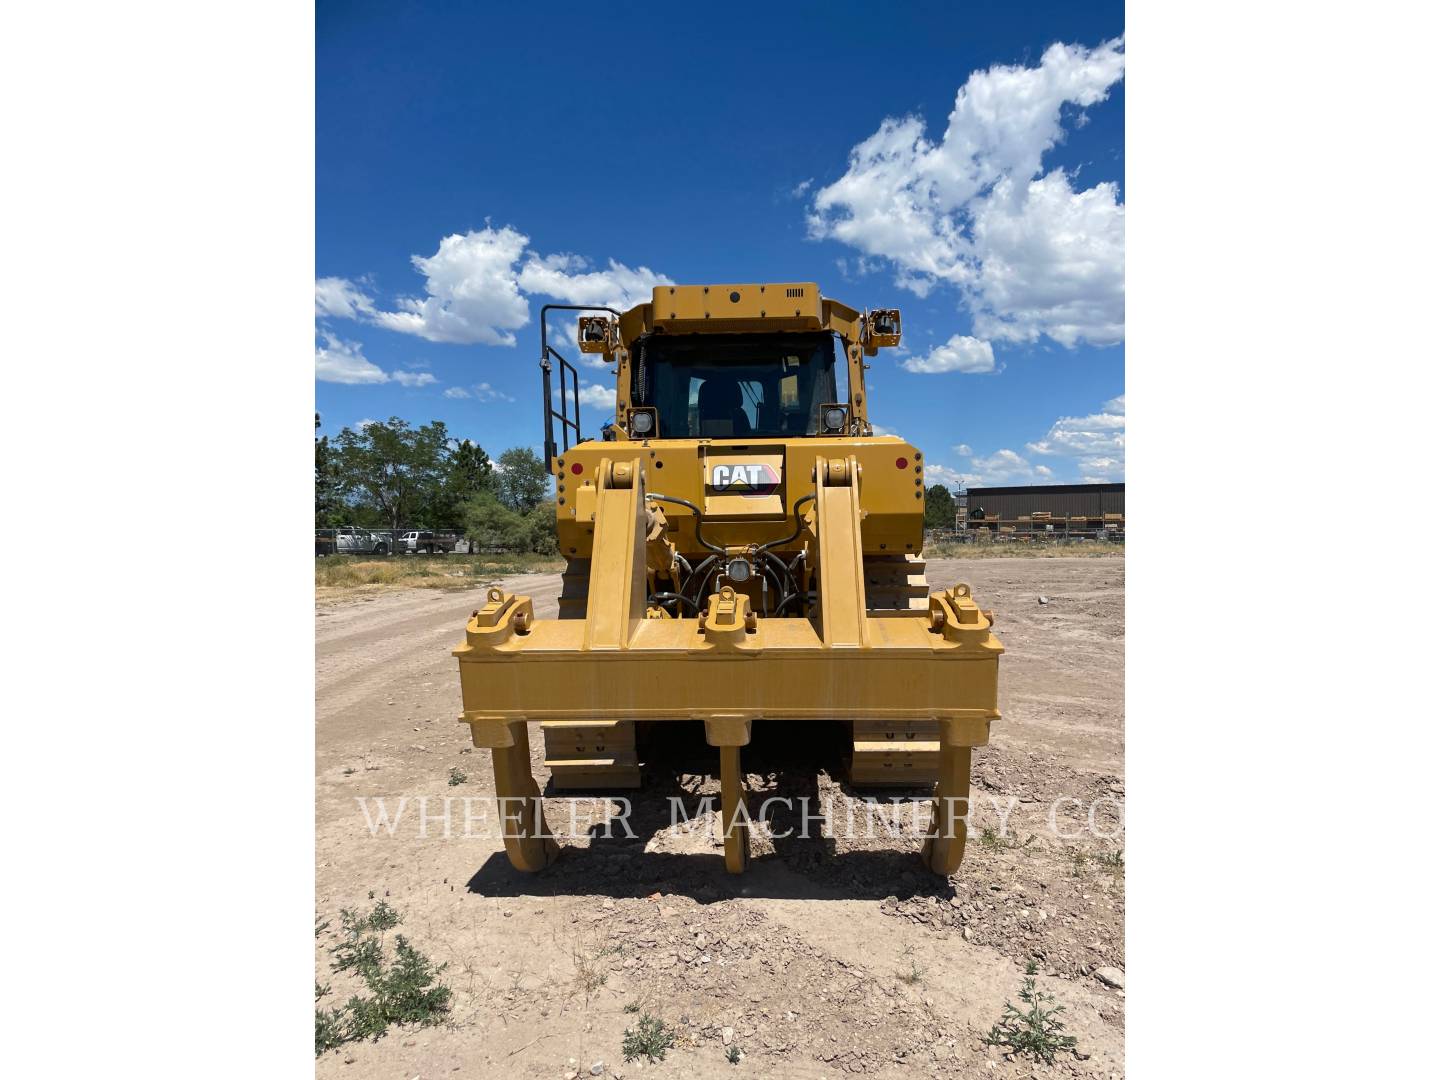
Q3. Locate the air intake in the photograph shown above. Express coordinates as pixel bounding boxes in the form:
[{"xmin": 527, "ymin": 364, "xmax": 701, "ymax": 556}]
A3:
[{"xmin": 785, "ymin": 287, "xmax": 805, "ymax": 298}]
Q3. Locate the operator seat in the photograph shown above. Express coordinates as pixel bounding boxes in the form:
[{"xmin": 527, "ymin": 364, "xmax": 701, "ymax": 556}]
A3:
[{"xmin": 697, "ymin": 377, "xmax": 752, "ymax": 438}]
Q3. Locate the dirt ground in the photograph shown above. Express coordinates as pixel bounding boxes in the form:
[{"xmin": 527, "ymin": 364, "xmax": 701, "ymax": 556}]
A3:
[{"xmin": 316, "ymin": 556, "xmax": 1125, "ymax": 1079}]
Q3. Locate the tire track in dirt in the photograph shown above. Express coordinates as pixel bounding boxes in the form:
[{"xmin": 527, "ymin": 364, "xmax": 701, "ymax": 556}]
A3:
[{"xmin": 315, "ymin": 575, "xmax": 563, "ymax": 745}]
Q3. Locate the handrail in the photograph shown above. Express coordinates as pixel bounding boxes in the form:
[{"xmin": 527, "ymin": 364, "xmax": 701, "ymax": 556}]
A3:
[{"xmin": 539, "ymin": 303, "xmax": 623, "ymax": 466}]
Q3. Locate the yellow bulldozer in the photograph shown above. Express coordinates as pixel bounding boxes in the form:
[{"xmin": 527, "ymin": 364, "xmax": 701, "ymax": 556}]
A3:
[{"xmin": 454, "ymin": 283, "xmax": 1001, "ymax": 875}]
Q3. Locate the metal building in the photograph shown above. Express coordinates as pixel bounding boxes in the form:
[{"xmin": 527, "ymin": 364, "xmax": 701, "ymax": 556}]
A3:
[{"xmin": 959, "ymin": 482, "xmax": 1124, "ymax": 535}]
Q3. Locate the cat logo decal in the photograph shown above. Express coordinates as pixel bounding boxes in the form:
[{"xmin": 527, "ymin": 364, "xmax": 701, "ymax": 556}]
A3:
[{"xmin": 708, "ymin": 461, "xmax": 781, "ymax": 498}]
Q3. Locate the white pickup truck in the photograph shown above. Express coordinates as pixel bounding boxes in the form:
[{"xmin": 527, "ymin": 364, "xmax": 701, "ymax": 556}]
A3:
[
  {"xmin": 399, "ymin": 530, "xmax": 458, "ymax": 554},
  {"xmin": 315, "ymin": 526, "xmax": 391, "ymax": 556}
]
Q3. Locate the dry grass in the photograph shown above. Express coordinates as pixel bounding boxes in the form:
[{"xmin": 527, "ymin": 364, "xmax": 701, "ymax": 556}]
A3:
[
  {"xmin": 315, "ymin": 553, "xmax": 564, "ymax": 594},
  {"xmin": 923, "ymin": 539, "xmax": 1125, "ymax": 559},
  {"xmin": 317, "ymin": 541, "xmax": 1117, "ymax": 597}
]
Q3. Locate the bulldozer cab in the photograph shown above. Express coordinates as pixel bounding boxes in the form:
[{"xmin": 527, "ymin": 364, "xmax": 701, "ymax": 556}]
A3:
[
  {"xmin": 540, "ymin": 284, "xmax": 899, "ymax": 458},
  {"xmin": 633, "ymin": 331, "xmax": 839, "ymax": 439}
]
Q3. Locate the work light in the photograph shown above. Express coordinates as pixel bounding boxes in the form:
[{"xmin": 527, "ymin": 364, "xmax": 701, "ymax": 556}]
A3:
[
  {"xmin": 629, "ymin": 407, "xmax": 657, "ymax": 438},
  {"xmin": 725, "ymin": 557, "xmax": 752, "ymax": 583}
]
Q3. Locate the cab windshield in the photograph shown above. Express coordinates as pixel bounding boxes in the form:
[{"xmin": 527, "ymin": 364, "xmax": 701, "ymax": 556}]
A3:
[{"xmin": 630, "ymin": 332, "xmax": 840, "ymax": 438}]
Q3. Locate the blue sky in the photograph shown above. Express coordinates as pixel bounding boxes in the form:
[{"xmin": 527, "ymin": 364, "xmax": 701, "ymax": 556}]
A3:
[{"xmin": 316, "ymin": 0, "xmax": 1125, "ymax": 489}]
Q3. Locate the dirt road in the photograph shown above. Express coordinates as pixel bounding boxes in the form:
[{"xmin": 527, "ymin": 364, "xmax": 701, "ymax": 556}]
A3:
[{"xmin": 316, "ymin": 556, "xmax": 1125, "ymax": 1079}]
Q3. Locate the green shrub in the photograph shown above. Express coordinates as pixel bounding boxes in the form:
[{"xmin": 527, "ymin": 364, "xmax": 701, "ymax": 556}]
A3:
[
  {"xmin": 315, "ymin": 902, "xmax": 452, "ymax": 1056},
  {"xmin": 984, "ymin": 977, "xmax": 1078, "ymax": 1064},
  {"xmin": 622, "ymin": 1013, "xmax": 676, "ymax": 1063}
]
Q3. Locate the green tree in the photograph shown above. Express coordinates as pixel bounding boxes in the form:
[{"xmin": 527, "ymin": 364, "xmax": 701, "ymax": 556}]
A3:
[
  {"xmin": 315, "ymin": 414, "xmax": 345, "ymax": 526},
  {"xmin": 462, "ymin": 493, "xmax": 528, "ymax": 551},
  {"xmin": 424, "ymin": 439, "xmax": 495, "ymax": 529},
  {"xmin": 523, "ymin": 502, "xmax": 558, "ymax": 555},
  {"xmin": 924, "ymin": 483, "xmax": 957, "ymax": 531},
  {"xmin": 333, "ymin": 417, "xmax": 451, "ymax": 530},
  {"xmin": 462, "ymin": 491, "xmax": 559, "ymax": 554},
  {"xmin": 494, "ymin": 447, "xmax": 549, "ymax": 512}
]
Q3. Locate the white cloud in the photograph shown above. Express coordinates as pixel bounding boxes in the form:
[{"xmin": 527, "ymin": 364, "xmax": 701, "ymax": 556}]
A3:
[
  {"xmin": 945, "ymin": 394, "xmax": 1124, "ymax": 486},
  {"xmin": 517, "ymin": 252, "xmax": 672, "ymax": 310},
  {"xmin": 318, "ymin": 226, "xmax": 672, "ymax": 349},
  {"xmin": 1076, "ymin": 458, "xmax": 1123, "ymax": 483},
  {"xmin": 952, "ymin": 443, "xmax": 972, "ymax": 456},
  {"xmin": 901, "ymin": 334, "xmax": 995, "ymax": 374},
  {"xmin": 315, "ymin": 332, "xmax": 388, "ymax": 385},
  {"xmin": 369, "ymin": 226, "xmax": 532, "ymax": 346},
  {"xmin": 315, "ymin": 277, "xmax": 376, "ymax": 320},
  {"xmin": 959, "ymin": 448, "xmax": 1048, "ymax": 485},
  {"xmin": 808, "ymin": 38, "xmax": 1125, "ymax": 350},
  {"xmin": 834, "ymin": 256, "xmax": 880, "ymax": 282},
  {"xmin": 968, "ymin": 172, "xmax": 1124, "ymax": 346},
  {"xmin": 474, "ymin": 382, "xmax": 513, "ymax": 403},
  {"xmin": 577, "ymin": 382, "xmax": 616, "ymax": 411},
  {"xmin": 924, "ymin": 462, "xmax": 968, "ymax": 489},
  {"xmin": 314, "ymin": 332, "xmax": 445, "ymax": 388},
  {"xmin": 1025, "ymin": 393, "xmax": 1125, "ymax": 478},
  {"xmin": 792, "ymin": 179, "xmax": 813, "ymax": 198},
  {"xmin": 444, "ymin": 381, "xmax": 515, "ymax": 402}
]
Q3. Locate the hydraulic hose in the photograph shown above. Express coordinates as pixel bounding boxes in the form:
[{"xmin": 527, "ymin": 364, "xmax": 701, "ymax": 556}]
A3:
[
  {"xmin": 757, "ymin": 493, "xmax": 817, "ymax": 553},
  {"xmin": 646, "ymin": 493, "xmax": 724, "ymax": 554},
  {"xmin": 649, "ymin": 591, "xmax": 700, "ymax": 615}
]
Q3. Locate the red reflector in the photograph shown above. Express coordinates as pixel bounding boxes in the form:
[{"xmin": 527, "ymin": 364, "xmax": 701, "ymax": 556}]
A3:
[
  {"xmin": 895, "ymin": 457, "xmax": 909, "ymax": 469},
  {"xmin": 570, "ymin": 462, "xmax": 583, "ymax": 475}
]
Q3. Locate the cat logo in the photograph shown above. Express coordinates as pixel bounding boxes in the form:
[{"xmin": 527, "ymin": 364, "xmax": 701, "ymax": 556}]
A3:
[{"xmin": 709, "ymin": 461, "xmax": 781, "ymax": 498}]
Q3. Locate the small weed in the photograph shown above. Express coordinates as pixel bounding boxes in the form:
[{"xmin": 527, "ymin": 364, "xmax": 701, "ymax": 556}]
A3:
[
  {"xmin": 726, "ymin": 1044, "xmax": 743, "ymax": 1065},
  {"xmin": 984, "ymin": 977, "xmax": 1078, "ymax": 1065},
  {"xmin": 622, "ymin": 1014, "xmax": 676, "ymax": 1063},
  {"xmin": 332, "ymin": 933, "xmax": 383, "ymax": 977},
  {"xmin": 623, "ymin": 1001, "xmax": 641, "ymax": 1013},
  {"xmin": 897, "ymin": 947, "xmax": 925, "ymax": 985},
  {"xmin": 980, "ymin": 827, "xmax": 1037, "ymax": 853},
  {"xmin": 1096, "ymin": 848, "xmax": 1124, "ymax": 879},
  {"xmin": 448, "ymin": 766, "xmax": 468, "ymax": 787},
  {"xmin": 315, "ymin": 1006, "xmax": 348, "ymax": 1055},
  {"xmin": 571, "ymin": 944, "xmax": 619, "ymax": 1003},
  {"xmin": 1069, "ymin": 848, "xmax": 1091, "ymax": 877},
  {"xmin": 365, "ymin": 900, "xmax": 401, "ymax": 931},
  {"xmin": 1025, "ymin": 959, "xmax": 1039, "ymax": 976},
  {"xmin": 368, "ymin": 936, "xmax": 453, "ymax": 1023}
]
